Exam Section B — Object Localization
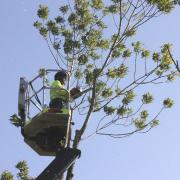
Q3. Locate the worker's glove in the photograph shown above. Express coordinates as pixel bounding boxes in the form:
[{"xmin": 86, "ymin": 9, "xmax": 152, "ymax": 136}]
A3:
[{"xmin": 70, "ymin": 87, "xmax": 82, "ymax": 99}]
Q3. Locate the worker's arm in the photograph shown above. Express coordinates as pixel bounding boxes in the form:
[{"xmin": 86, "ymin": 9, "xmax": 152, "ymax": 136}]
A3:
[{"xmin": 70, "ymin": 87, "xmax": 92, "ymax": 100}]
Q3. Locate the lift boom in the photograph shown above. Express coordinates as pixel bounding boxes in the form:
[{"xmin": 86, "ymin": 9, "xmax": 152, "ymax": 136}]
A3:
[{"xmin": 36, "ymin": 148, "xmax": 81, "ymax": 180}]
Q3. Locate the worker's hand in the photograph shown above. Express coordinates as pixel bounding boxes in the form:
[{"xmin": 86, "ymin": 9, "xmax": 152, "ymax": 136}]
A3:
[{"xmin": 70, "ymin": 87, "xmax": 82, "ymax": 99}]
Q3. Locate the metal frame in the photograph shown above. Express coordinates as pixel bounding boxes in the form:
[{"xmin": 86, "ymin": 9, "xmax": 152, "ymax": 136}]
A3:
[{"xmin": 24, "ymin": 69, "xmax": 70, "ymax": 119}]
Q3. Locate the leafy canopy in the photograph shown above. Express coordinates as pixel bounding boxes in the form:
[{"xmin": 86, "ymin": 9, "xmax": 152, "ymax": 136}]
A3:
[{"xmin": 31, "ymin": 0, "xmax": 179, "ymax": 137}]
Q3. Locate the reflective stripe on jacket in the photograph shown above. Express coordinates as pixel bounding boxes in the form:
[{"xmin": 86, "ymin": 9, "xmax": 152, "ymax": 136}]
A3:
[{"xmin": 50, "ymin": 80, "xmax": 69, "ymax": 101}]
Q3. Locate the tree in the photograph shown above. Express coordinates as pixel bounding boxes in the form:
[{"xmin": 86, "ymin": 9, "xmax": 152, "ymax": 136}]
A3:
[
  {"xmin": 3, "ymin": 0, "xmax": 180, "ymax": 179},
  {"xmin": 0, "ymin": 161, "xmax": 30, "ymax": 180}
]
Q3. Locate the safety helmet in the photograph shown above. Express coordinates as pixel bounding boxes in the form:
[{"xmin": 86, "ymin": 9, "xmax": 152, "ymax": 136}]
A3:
[{"xmin": 54, "ymin": 70, "xmax": 68, "ymax": 81}]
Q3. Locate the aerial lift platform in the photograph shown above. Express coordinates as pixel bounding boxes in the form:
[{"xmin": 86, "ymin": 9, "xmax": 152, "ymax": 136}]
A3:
[{"xmin": 18, "ymin": 69, "xmax": 81, "ymax": 180}]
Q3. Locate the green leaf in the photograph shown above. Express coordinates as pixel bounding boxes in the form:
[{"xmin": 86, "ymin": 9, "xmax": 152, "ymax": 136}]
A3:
[
  {"xmin": 107, "ymin": 68, "xmax": 116, "ymax": 78},
  {"xmin": 167, "ymin": 73, "xmax": 175, "ymax": 81},
  {"xmin": 105, "ymin": 4, "xmax": 119, "ymax": 13},
  {"xmin": 117, "ymin": 106, "xmax": 127, "ymax": 116},
  {"xmin": 16, "ymin": 161, "xmax": 29, "ymax": 180},
  {"xmin": 101, "ymin": 88, "xmax": 113, "ymax": 98},
  {"xmin": 62, "ymin": 29, "xmax": 73, "ymax": 39},
  {"xmin": 98, "ymin": 39, "xmax": 110, "ymax": 49},
  {"xmin": 140, "ymin": 110, "xmax": 149, "ymax": 119},
  {"xmin": 163, "ymin": 98, "xmax": 174, "ymax": 108},
  {"xmin": 104, "ymin": 106, "xmax": 116, "ymax": 115},
  {"xmin": 122, "ymin": 49, "xmax": 132, "ymax": 58},
  {"xmin": 78, "ymin": 54, "xmax": 88, "ymax": 65},
  {"xmin": 95, "ymin": 81, "xmax": 106, "ymax": 93},
  {"xmin": 68, "ymin": 13, "xmax": 78, "ymax": 25},
  {"xmin": 83, "ymin": 29, "xmax": 102, "ymax": 48},
  {"xmin": 141, "ymin": 49, "xmax": 150, "ymax": 58},
  {"xmin": 33, "ymin": 21, "xmax": 42, "ymax": 29},
  {"xmin": 152, "ymin": 52, "xmax": 160, "ymax": 62},
  {"xmin": 116, "ymin": 64, "xmax": 128, "ymax": 78},
  {"xmin": 134, "ymin": 118, "xmax": 146, "ymax": 130},
  {"xmin": 37, "ymin": 5, "xmax": 49, "ymax": 19},
  {"xmin": 125, "ymin": 28, "xmax": 136, "ymax": 37},
  {"xmin": 63, "ymin": 39, "xmax": 73, "ymax": 54},
  {"xmin": 147, "ymin": 0, "xmax": 174, "ymax": 13},
  {"xmin": 9, "ymin": 114, "xmax": 23, "ymax": 127},
  {"xmin": 142, "ymin": 92, "xmax": 153, "ymax": 104},
  {"xmin": 91, "ymin": 0, "xmax": 104, "ymax": 9},
  {"xmin": 53, "ymin": 42, "xmax": 60, "ymax": 50},
  {"xmin": 89, "ymin": 51, "xmax": 100, "ymax": 60},
  {"xmin": 85, "ymin": 71, "xmax": 94, "ymax": 84},
  {"xmin": 59, "ymin": 5, "xmax": 69, "ymax": 14},
  {"xmin": 74, "ymin": 70, "xmax": 83, "ymax": 79},
  {"xmin": 0, "ymin": 171, "xmax": 13, "ymax": 180},
  {"xmin": 47, "ymin": 20, "xmax": 60, "ymax": 35},
  {"xmin": 111, "ymin": 49, "xmax": 121, "ymax": 58},
  {"xmin": 96, "ymin": 20, "xmax": 107, "ymax": 29},
  {"xmin": 55, "ymin": 16, "xmax": 65, "ymax": 23},
  {"xmin": 38, "ymin": 68, "xmax": 47, "ymax": 77},
  {"xmin": 132, "ymin": 41, "xmax": 142, "ymax": 53},
  {"xmin": 122, "ymin": 91, "xmax": 135, "ymax": 105},
  {"xmin": 93, "ymin": 68, "xmax": 102, "ymax": 77},
  {"xmin": 39, "ymin": 27, "xmax": 48, "ymax": 38},
  {"xmin": 151, "ymin": 119, "xmax": 160, "ymax": 127}
]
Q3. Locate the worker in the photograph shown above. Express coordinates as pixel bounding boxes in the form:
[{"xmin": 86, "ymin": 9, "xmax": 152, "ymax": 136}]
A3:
[
  {"xmin": 49, "ymin": 70, "xmax": 69, "ymax": 110},
  {"xmin": 47, "ymin": 70, "xmax": 69, "ymax": 149}
]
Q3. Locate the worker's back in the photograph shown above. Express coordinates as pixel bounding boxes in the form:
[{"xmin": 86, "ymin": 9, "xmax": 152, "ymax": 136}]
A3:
[{"xmin": 50, "ymin": 80, "xmax": 69, "ymax": 101}]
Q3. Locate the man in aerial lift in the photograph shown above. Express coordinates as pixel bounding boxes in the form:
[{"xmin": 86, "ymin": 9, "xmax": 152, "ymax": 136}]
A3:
[
  {"xmin": 45, "ymin": 70, "xmax": 81, "ymax": 150},
  {"xmin": 49, "ymin": 70, "xmax": 69, "ymax": 111},
  {"xmin": 18, "ymin": 70, "xmax": 82, "ymax": 179},
  {"xmin": 49, "ymin": 70, "xmax": 82, "ymax": 111}
]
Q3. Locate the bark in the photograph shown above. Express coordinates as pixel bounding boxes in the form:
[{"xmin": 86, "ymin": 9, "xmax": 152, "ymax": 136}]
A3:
[
  {"xmin": 66, "ymin": 165, "xmax": 74, "ymax": 180},
  {"xmin": 66, "ymin": 130, "xmax": 80, "ymax": 180},
  {"xmin": 66, "ymin": 79, "xmax": 97, "ymax": 180}
]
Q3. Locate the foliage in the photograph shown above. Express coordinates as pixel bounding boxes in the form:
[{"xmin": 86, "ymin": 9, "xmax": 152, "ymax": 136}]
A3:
[
  {"xmin": 163, "ymin": 98, "xmax": 174, "ymax": 108},
  {"xmin": 147, "ymin": 0, "xmax": 175, "ymax": 12},
  {"xmin": 0, "ymin": 161, "xmax": 30, "ymax": 180},
  {"xmin": 0, "ymin": 171, "xmax": 13, "ymax": 180},
  {"xmin": 32, "ymin": 1, "xmax": 179, "ymax": 179},
  {"xmin": 142, "ymin": 93, "xmax": 154, "ymax": 104},
  {"xmin": 37, "ymin": 5, "xmax": 49, "ymax": 19},
  {"xmin": 9, "ymin": 114, "xmax": 23, "ymax": 127},
  {"xmin": 16, "ymin": 161, "xmax": 29, "ymax": 180}
]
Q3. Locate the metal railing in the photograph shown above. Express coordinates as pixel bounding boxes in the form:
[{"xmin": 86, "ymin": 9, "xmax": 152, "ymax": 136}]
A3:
[{"xmin": 25, "ymin": 69, "xmax": 70, "ymax": 118}]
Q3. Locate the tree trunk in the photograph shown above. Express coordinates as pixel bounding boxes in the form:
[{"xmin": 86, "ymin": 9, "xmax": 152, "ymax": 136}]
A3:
[
  {"xmin": 66, "ymin": 164, "xmax": 74, "ymax": 180},
  {"xmin": 65, "ymin": 130, "xmax": 80, "ymax": 180}
]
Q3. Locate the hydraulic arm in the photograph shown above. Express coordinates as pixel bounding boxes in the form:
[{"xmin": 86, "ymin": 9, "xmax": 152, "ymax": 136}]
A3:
[{"xmin": 36, "ymin": 148, "xmax": 81, "ymax": 180}]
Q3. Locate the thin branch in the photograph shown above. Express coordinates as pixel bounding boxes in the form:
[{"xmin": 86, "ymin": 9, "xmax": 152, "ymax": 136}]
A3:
[{"xmin": 167, "ymin": 46, "xmax": 180, "ymax": 73}]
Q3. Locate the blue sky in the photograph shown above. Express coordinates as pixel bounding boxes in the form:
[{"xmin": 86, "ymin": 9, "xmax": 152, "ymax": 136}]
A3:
[{"xmin": 1, "ymin": 1, "xmax": 180, "ymax": 180}]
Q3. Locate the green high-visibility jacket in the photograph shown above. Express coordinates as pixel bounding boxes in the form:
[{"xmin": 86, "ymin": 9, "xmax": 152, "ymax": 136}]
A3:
[{"xmin": 50, "ymin": 80, "xmax": 69, "ymax": 102}]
